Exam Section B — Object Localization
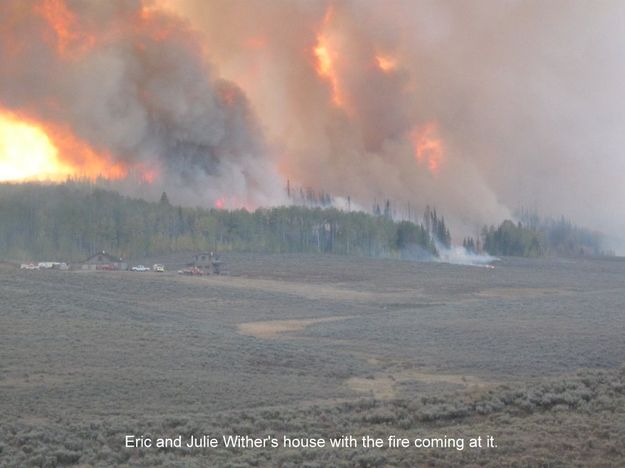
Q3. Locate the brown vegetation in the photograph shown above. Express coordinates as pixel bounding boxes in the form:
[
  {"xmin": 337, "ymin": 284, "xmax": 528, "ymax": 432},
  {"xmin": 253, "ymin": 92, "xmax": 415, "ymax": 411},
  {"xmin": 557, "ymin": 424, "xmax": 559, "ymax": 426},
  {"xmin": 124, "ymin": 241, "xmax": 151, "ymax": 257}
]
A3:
[{"xmin": 1, "ymin": 253, "xmax": 624, "ymax": 466}]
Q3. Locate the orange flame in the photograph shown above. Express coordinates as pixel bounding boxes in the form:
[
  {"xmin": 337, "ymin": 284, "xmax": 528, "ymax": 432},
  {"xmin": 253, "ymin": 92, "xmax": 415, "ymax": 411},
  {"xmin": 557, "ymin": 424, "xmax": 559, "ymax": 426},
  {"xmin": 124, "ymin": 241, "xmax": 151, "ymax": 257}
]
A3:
[
  {"xmin": 34, "ymin": 0, "xmax": 96, "ymax": 58},
  {"xmin": 313, "ymin": 6, "xmax": 345, "ymax": 109},
  {"xmin": 213, "ymin": 195, "xmax": 255, "ymax": 211},
  {"xmin": 0, "ymin": 111, "xmax": 71, "ymax": 181},
  {"xmin": 1, "ymin": 2, "xmax": 177, "ymax": 185},
  {"xmin": 0, "ymin": 110, "xmax": 127, "ymax": 182},
  {"xmin": 375, "ymin": 54, "xmax": 397, "ymax": 73},
  {"xmin": 314, "ymin": 35, "xmax": 344, "ymax": 108},
  {"xmin": 43, "ymin": 122, "xmax": 127, "ymax": 180},
  {"xmin": 137, "ymin": 5, "xmax": 177, "ymax": 43},
  {"xmin": 411, "ymin": 123, "xmax": 445, "ymax": 175},
  {"xmin": 136, "ymin": 164, "xmax": 160, "ymax": 184}
]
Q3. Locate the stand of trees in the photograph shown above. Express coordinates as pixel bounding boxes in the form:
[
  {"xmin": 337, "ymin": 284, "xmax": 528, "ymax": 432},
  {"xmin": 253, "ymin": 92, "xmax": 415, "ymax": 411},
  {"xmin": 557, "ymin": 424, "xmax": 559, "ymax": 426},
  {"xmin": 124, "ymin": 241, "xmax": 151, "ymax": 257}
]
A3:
[
  {"xmin": 481, "ymin": 220, "xmax": 544, "ymax": 257},
  {"xmin": 0, "ymin": 182, "xmax": 440, "ymax": 261},
  {"xmin": 516, "ymin": 210, "xmax": 608, "ymax": 257},
  {"xmin": 424, "ymin": 205, "xmax": 451, "ymax": 248},
  {"xmin": 469, "ymin": 214, "xmax": 608, "ymax": 258},
  {"xmin": 2, "ymin": 182, "xmax": 606, "ymax": 262}
]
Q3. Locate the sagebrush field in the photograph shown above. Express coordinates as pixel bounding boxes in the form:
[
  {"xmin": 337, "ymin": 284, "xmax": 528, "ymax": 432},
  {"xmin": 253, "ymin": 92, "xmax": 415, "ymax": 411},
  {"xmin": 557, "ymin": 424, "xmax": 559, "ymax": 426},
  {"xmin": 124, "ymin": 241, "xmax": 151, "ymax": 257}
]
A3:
[{"xmin": 1, "ymin": 254, "xmax": 624, "ymax": 466}]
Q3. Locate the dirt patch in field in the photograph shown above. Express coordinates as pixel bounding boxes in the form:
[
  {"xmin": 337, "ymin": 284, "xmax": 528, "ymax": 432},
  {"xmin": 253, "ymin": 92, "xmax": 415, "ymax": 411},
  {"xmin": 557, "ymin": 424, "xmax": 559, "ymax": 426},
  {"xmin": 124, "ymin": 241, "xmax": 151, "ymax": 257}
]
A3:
[
  {"xmin": 210, "ymin": 276, "xmax": 397, "ymax": 303},
  {"xmin": 238, "ymin": 316, "xmax": 353, "ymax": 339},
  {"xmin": 475, "ymin": 287, "xmax": 569, "ymax": 299},
  {"xmin": 347, "ymin": 370, "xmax": 487, "ymax": 400}
]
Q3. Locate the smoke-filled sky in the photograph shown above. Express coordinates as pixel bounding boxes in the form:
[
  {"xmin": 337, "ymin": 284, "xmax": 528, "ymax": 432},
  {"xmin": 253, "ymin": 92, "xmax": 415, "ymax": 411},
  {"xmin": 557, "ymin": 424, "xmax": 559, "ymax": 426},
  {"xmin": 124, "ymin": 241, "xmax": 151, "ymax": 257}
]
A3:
[{"xmin": 1, "ymin": 0, "xmax": 625, "ymax": 248}]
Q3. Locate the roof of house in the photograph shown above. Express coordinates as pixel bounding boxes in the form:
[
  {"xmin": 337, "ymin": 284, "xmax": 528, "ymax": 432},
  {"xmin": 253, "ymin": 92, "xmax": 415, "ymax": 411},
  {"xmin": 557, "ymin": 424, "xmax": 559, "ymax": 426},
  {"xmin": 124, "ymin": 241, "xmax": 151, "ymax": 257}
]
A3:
[{"xmin": 84, "ymin": 251, "xmax": 122, "ymax": 263}]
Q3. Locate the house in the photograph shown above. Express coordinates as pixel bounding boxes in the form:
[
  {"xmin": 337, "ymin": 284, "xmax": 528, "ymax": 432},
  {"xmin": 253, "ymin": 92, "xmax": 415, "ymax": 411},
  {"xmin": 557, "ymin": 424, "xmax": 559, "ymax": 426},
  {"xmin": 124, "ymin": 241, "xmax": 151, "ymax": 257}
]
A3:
[
  {"xmin": 80, "ymin": 251, "xmax": 127, "ymax": 271},
  {"xmin": 189, "ymin": 252, "xmax": 223, "ymax": 275}
]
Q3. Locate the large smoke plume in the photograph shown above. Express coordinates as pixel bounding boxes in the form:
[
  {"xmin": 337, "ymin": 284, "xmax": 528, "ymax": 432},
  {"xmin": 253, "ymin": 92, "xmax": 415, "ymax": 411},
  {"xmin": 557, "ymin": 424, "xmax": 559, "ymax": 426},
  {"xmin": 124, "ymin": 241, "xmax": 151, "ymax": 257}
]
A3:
[
  {"xmin": 168, "ymin": 0, "xmax": 625, "ymax": 248},
  {"xmin": 0, "ymin": 0, "xmax": 285, "ymax": 207},
  {"xmin": 2, "ymin": 0, "xmax": 625, "ymax": 249}
]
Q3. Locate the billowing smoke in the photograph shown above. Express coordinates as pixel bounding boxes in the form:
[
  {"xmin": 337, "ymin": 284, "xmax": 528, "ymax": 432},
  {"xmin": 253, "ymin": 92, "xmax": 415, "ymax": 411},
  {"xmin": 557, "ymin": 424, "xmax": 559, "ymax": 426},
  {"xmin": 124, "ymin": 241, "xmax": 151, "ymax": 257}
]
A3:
[
  {"xmin": 436, "ymin": 244, "xmax": 498, "ymax": 268},
  {"xmin": 2, "ymin": 0, "xmax": 625, "ymax": 250},
  {"xmin": 167, "ymin": 0, "xmax": 625, "ymax": 249},
  {"xmin": 0, "ymin": 0, "xmax": 285, "ymax": 207}
]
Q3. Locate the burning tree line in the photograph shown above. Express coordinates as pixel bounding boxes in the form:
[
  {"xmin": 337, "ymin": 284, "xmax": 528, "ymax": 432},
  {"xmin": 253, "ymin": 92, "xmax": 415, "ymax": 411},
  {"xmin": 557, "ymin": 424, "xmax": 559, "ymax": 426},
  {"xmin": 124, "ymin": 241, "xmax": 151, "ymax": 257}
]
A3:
[
  {"xmin": 0, "ymin": 182, "xmax": 606, "ymax": 262},
  {"xmin": 285, "ymin": 182, "xmax": 452, "ymax": 250},
  {"xmin": 0, "ymin": 182, "xmax": 449, "ymax": 261}
]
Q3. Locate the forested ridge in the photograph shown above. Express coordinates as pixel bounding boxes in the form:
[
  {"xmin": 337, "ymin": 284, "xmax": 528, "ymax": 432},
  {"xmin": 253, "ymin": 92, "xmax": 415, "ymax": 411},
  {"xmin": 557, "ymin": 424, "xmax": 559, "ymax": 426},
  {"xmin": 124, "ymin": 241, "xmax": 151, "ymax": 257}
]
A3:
[{"xmin": 0, "ymin": 182, "xmax": 441, "ymax": 261}]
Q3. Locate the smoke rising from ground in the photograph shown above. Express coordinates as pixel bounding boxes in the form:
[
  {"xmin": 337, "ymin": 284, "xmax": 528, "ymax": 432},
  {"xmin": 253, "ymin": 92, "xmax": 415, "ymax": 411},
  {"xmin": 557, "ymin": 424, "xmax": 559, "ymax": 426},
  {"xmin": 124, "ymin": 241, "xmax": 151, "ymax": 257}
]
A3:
[{"xmin": 436, "ymin": 244, "xmax": 498, "ymax": 268}]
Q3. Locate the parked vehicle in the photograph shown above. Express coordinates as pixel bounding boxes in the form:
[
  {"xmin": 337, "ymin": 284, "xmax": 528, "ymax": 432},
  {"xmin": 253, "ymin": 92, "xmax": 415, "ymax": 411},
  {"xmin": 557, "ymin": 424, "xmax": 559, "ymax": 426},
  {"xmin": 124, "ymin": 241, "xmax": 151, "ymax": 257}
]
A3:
[
  {"xmin": 177, "ymin": 267, "xmax": 204, "ymax": 276},
  {"xmin": 153, "ymin": 264, "xmax": 165, "ymax": 272},
  {"xmin": 131, "ymin": 265, "xmax": 150, "ymax": 272},
  {"xmin": 38, "ymin": 262, "xmax": 69, "ymax": 270}
]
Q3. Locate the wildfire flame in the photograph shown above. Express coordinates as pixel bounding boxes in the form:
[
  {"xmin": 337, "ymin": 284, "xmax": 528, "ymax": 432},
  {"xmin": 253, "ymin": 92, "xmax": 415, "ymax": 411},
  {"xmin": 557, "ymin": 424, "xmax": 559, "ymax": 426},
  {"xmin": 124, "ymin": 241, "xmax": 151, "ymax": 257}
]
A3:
[
  {"xmin": 213, "ymin": 196, "xmax": 254, "ymax": 211},
  {"xmin": 0, "ymin": 109, "xmax": 143, "ymax": 182},
  {"xmin": 136, "ymin": 164, "xmax": 160, "ymax": 184},
  {"xmin": 313, "ymin": 7, "xmax": 345, "ymax": 109},
  {"xmin": 2, "ymin": 0, "xmax": 454, "ymax": 208},
  {"xmin": 411, "ymin": 123, "xmax": 445, "ymax": 175},
  {"xmin": 0, "ymin": 112, "xmax": 72, "ymax": 182},
  {"xmin": 314, "ymin": 36, "xmax": 344, "ymax": 108},
  {"xmin": 34, "ymin": 0, "xmax": 96, "ymax": 58},
  {"xmin": 375, "ymin": 54, "xmax": 397, "ymax": 72},
  {"xmin": 137, "ymin": 4, "xmax": 179, "ymax": 43},
  {"xmin": 0, "ymin": 1, "xmax": 171, "ymax": 185}
]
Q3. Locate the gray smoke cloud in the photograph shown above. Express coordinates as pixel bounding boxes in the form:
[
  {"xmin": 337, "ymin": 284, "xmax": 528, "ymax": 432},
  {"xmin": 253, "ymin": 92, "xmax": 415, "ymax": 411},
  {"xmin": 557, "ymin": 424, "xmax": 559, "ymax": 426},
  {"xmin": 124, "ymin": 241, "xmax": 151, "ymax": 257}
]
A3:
[
  {"xmin": 2, "ymin": 0, "xmax": 625, "ymax": 251},
  {"xmin": 170, "ymin": 0, "xmax": 625, "ymax": 250},
  {"xmin": 0, "ymin": 0, "xmax": 285, "ymax": 207}
]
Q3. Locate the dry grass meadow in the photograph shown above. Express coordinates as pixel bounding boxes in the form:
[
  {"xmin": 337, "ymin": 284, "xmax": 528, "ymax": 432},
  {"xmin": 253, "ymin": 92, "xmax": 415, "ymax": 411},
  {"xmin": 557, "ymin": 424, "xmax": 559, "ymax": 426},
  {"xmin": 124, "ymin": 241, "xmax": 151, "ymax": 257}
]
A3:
[{"xmin": 1, "ymin": 254, "xmax": 625, "ymax": 466}]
